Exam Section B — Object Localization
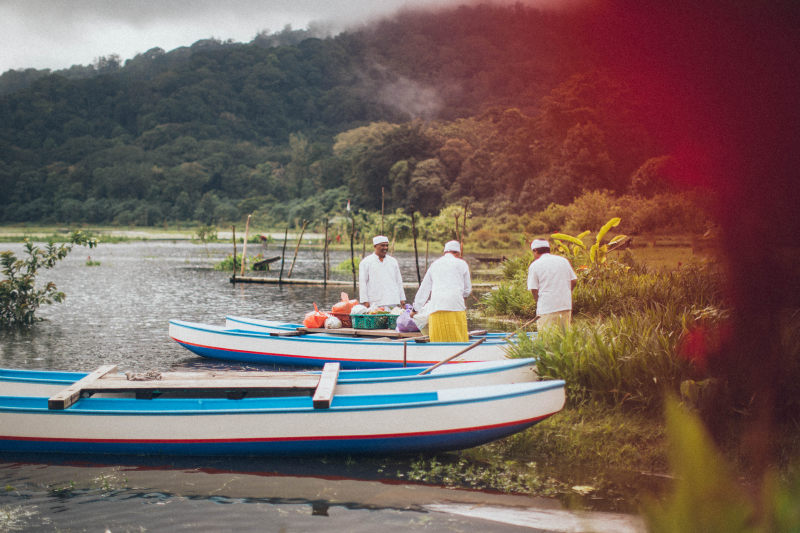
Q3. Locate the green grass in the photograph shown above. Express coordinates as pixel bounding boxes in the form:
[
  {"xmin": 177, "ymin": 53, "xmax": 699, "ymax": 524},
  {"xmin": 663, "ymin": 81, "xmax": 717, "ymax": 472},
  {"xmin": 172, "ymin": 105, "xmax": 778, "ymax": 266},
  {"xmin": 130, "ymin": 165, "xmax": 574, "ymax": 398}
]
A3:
[{"xmin": 403, "ymin": 402, "xmax": 670, "ymax": 511}]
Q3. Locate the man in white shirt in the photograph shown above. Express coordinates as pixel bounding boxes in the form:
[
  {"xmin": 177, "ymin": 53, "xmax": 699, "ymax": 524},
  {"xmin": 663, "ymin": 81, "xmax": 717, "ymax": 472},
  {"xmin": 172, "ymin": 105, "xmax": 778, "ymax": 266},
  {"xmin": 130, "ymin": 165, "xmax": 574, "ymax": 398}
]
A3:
[
  {"xmin": 358, "ymin": 235, "xmax": 406, "ymax": 309},
  {"xmin": 527, "ymin": 239, "xmax": 578, "ymax": 328},
  {"xmin": 412, "ymin": 240, "xmax": 472, "ymax": 342}
]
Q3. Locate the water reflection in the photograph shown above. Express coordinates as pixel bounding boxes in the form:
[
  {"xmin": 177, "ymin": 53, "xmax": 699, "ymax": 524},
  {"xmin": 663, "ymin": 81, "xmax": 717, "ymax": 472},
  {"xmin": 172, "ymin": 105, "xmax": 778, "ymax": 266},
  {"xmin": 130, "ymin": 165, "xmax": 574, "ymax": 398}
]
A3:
[{"xmin": 0, "ymin": 241, "xmax": 445, "ymax": 372}]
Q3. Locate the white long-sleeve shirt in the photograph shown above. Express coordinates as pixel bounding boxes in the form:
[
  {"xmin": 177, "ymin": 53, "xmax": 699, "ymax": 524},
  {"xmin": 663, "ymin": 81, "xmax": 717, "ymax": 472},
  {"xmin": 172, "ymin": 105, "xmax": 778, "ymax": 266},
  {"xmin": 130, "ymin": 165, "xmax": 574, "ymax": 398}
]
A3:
[
  {"xmin": 527, "ymin": 253, "xmax": 577, "ymax": 314},
  {"xmin": 413, "ymin": 253, "xmax": 471, "ymax": 313},
  {"xmin": 358, "ymin": 253, "xmax": 405, "ymax": 307}
]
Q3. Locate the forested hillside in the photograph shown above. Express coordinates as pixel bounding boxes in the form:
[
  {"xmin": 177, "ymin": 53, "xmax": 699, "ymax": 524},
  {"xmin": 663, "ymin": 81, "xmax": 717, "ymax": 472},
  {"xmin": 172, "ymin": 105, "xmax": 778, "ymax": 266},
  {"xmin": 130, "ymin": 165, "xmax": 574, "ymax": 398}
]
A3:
[{"xmin": 0, "ymin": 3, "xmax": 672, "ymax": 227}]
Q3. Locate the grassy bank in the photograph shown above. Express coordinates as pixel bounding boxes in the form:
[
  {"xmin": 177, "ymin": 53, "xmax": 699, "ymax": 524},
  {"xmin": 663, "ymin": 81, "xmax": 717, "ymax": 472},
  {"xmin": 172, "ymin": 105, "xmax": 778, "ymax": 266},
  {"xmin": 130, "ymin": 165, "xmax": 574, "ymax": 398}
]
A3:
[{"xmin": 416, "ymin": 248, "xmax": 800, "ymax": 525}]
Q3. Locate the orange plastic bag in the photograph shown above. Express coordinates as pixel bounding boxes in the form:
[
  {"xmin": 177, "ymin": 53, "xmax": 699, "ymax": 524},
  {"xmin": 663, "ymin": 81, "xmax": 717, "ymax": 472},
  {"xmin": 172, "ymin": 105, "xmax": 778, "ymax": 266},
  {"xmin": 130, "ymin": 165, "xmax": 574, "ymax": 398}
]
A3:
[
  {"xmin": 331, "ymin": 292, "xmax": 358, "ymax": 314},
  {"xmin": 303, "ymin": 303, "xmax": 329, "ymax": 328}
]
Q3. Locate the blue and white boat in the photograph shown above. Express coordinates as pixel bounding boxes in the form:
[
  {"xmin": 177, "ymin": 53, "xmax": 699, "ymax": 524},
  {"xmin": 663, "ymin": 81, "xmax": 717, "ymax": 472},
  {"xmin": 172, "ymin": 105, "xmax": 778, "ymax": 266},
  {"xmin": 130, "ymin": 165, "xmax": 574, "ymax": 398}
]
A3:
[
  {"xmin": 170, "ymin": 319, "xmax": 518, "ymax": 368},
  {"xmin": 0, "ymin": 358, "xmax": 538, "ymax": 397},
  {"xmin": 224, "ymin": 315, "xmax": 520, "ymax": 341},
  {"xmin": 0, "ymin": 364, "xmax": 564, "ymax": 456}
]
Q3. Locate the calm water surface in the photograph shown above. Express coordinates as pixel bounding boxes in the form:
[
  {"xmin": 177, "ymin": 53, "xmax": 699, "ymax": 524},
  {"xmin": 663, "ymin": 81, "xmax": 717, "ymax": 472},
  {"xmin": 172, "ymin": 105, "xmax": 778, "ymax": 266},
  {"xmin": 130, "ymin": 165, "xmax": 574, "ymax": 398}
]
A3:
[{"xmin": 0, "ymin": 241, "xmax": 643, "ymax": 532}]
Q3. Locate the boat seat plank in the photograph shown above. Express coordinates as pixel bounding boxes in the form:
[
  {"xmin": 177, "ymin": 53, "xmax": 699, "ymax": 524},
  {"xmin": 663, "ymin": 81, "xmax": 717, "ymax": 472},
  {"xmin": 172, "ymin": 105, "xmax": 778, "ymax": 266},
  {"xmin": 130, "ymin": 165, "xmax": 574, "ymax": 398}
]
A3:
[
  {"xmin": 298, "ymin": 327, "xmax": 422, "ymax": 338},
  {"xmin": 83, "ymin": 375, "xmax": 320, "ymax": 393},
  {"xmin": 48, "ymin": 365, "xmax": 118, "ymax": 410},
  {"xmin": 312, "ymin": 363, "xmax": 339, "ymax": 409},
  {"xmin": 49, "ymin": 368, "xmax": 325, "ymax": 405}
]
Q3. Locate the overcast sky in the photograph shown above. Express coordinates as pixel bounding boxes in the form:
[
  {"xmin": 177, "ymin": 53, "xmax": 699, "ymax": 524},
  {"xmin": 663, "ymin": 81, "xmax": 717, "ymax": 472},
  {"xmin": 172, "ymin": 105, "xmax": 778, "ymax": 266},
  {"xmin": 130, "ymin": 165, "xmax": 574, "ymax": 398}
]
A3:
[{"xmin": 0, "ymin": 0, "xmax": 485, "ymax": 73}]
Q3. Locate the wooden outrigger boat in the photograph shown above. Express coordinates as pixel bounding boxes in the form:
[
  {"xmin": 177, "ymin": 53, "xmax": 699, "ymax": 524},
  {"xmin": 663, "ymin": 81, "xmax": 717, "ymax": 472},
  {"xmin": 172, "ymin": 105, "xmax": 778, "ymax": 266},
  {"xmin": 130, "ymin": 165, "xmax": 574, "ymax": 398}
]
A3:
[
  {"xmin": 0, "ymin": 358, "xmax": 538, "ymax": 397},
  {"xmin": 224, "ymin": 315, "xmax": 527, "ymax": 342},
  {"xmin": 0, "ymin": 363, "xmax": 564, "ymax": 456},
  {"xmin": 169, "ymin": 319, "xmax": 518, "ymax": 368}
]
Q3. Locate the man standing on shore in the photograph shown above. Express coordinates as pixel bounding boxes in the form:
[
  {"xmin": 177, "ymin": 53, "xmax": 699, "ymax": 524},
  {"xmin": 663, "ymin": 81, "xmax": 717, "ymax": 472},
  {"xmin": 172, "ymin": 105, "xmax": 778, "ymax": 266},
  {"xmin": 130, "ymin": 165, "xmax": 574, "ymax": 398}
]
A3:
[
  {"xmin": 412, "ymin": 240, "xmax": 472, "ymax": 342},
  {"xmin": 527, "ymin": 239, "xmax": 577, "ymax": 328},
  {"xmin": 359, "ymin": 235, "xmax": 406, "ymax": 309}
]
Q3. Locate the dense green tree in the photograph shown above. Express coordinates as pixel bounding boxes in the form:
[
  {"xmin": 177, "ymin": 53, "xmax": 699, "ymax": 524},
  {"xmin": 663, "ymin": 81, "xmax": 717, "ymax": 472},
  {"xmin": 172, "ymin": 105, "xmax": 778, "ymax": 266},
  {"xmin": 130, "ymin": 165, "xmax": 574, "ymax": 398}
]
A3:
[{"xmin": 0, "ymin": 4, "xmax": 672, "ymax": 226}]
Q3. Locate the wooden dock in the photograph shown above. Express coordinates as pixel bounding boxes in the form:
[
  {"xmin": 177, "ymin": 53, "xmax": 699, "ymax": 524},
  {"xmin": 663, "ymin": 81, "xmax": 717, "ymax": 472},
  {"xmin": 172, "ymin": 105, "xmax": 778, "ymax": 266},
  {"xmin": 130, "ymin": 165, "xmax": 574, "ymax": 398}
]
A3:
[
  {"xmin": 231, "ymin": 276, "xmax": 354, "ymax": 285},
  {"xmin": 230, "ymin": 276, "xmax": 496, "ymax": 288}
]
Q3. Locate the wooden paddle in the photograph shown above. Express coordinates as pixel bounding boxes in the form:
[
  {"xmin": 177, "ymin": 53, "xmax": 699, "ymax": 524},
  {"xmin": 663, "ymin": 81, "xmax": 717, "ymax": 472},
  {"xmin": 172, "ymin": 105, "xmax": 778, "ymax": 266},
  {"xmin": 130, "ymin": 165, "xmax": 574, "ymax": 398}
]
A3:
[
  {"xmin": 502, "ymin": 316, "xmax": 539, "ymax": 340},
  {"xmin": 418, "ymin": 337, "xmax": 487, "ymax": 375},
  {"xmin": 413, "ymin": 329, "xmax": 486, "ymax": 344}
]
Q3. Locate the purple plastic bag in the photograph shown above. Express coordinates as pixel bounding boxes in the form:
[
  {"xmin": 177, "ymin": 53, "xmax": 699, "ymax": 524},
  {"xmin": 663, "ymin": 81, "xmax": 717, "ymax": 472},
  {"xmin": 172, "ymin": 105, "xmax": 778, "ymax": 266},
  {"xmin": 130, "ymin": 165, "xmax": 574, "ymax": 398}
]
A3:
[{"xmin": 396, "ymin": 309, "xmax": 419, "ymax": 333}]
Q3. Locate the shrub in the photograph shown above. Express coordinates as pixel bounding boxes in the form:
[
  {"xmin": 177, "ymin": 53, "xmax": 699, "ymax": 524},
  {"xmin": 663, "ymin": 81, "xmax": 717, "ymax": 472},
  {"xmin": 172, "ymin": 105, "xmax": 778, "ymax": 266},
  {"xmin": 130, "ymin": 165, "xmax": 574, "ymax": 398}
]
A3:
[{"xmin": 1, "ymin": 232, "xmax": 97, "ymax": 326}]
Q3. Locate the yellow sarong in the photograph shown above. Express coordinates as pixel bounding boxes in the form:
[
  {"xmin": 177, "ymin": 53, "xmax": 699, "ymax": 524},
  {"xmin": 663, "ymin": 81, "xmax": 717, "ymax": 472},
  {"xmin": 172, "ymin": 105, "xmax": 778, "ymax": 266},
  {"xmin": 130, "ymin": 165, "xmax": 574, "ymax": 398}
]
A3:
[{"xmin": 428, "ymin": 310, "xmax": 469, "ymax": 342}]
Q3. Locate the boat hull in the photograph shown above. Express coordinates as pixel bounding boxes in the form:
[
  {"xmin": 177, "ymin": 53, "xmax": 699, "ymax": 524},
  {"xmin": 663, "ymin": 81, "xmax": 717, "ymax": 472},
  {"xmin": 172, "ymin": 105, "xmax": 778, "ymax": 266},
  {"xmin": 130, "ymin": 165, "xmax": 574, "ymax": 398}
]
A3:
[
  {"xmin": 0, "ymin": 381, "xmax": 565, "ymax": 456},
  {"xmin": 1, "ymin": 359, "xmax": 539, "ymax": 397},
  {"xmin": 170, "ymin": 319, "xmax": 514, "ymax": 368}
]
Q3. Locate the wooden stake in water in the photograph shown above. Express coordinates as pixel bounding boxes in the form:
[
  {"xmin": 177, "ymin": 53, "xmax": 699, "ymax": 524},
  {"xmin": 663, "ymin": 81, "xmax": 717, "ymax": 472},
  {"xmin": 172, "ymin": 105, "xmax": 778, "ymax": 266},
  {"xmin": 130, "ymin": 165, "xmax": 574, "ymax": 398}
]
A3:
[
  {"xmin": 323, "ymin": 218, "xmax": 329, "ymax": 286},
  {"xmin": 279, "ymin": 225, "xmax": 288, "ymax": 283},
  {"xmin": 231, "ymin": 225, "xmax": 237, "ymax": 284},
  {"xmin": 411, "ymin": 209, "xmax": 421, "ymax": 284},
  {"xmin": 287, "ymin": 219, "xmax": 308, "ymax": 278},
  {"xmin": 240, "ymin": 214, "xmax": 251, "ymax": 276},
  {"xmin": 461, "ymin": 201, "xmax": 469, "ymax": 255},
  {"xmin": 350, "ymin": 215, "xmax": 356, "ymax": 293}
]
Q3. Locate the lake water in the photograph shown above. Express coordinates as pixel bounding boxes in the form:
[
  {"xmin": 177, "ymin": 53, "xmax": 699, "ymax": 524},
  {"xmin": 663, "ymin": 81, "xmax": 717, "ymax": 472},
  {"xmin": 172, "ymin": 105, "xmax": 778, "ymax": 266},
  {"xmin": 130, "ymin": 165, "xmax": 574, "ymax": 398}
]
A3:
[{"xmin": 0, "ymin": 241, "xmax": 644, "ymax": 532}]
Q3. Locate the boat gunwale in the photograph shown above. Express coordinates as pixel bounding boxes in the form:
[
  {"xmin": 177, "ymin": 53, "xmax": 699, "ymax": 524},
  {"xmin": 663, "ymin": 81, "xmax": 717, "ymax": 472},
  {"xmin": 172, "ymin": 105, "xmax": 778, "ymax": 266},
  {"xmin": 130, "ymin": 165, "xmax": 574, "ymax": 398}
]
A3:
[
  {"xmin": 173, "ymin": 319, "xmax": 515, "ymax": 346},
  {"xmin": 0, "ymin": 380, "xmax": 565, "ymax": 416}
]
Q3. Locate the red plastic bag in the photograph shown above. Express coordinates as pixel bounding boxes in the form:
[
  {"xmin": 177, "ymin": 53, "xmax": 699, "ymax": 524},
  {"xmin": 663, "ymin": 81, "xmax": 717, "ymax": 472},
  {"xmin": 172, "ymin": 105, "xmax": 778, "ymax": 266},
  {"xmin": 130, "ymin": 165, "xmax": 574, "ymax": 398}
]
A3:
[
  {"xmin": 303, "ymin": 303, "xmax": 329, "ymax": 328},
  {"xmin": 331, "ymin": 292, "xmax": 358, "ymax": 314}
]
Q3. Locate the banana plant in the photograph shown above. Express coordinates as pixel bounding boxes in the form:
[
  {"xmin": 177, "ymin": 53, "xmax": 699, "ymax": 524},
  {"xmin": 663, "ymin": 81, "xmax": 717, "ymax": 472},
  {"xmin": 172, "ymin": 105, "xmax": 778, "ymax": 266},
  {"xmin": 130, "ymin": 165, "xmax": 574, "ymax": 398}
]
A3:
[{"xmin": 551, "ymin": 217, "xmax": 627, "ymax": 266}]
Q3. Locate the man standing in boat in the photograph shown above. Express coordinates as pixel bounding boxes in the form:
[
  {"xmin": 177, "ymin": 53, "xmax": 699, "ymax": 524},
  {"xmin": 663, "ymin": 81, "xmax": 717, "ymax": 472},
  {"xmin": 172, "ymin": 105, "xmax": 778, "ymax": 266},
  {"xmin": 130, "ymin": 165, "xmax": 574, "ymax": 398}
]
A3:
[
  {"xmin": 359, "ymin": 235, "xmax": 406, "ymax": 309},
  {"xmin": 412, "ymin": 240, "xmax": 472, "ymax": 342}
]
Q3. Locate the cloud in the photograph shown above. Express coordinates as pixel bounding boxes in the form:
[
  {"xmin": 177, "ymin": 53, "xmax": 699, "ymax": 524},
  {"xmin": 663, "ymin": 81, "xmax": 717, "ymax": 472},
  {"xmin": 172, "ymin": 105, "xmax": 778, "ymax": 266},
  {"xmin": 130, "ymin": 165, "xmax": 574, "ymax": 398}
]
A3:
[
  {"xmin": 0, "ymin": 0, "xmax": 570, "ymax": 73},
  {"xmin": 0, "ymin": 0, "xmax": 451, "ymax": 72}
]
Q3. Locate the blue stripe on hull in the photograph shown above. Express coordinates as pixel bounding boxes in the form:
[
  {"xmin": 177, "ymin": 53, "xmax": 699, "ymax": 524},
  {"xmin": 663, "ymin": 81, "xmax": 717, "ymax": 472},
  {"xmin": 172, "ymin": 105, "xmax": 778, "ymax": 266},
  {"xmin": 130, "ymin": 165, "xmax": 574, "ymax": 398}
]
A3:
[
  {"xmin": 0, "ymin": 417, "xmax": 548, "ymax": 456},
  {"xmin": 176, "ymin": 341, "xmax": 428, "ymax": 369}
]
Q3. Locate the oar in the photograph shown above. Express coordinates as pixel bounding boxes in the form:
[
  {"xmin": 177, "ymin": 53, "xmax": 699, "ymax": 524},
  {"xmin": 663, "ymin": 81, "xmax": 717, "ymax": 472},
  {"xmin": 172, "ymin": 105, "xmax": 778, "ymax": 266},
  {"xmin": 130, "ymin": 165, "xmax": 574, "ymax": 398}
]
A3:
[
  {"xmin": 418, "ymin": 337, "xmax": 487, "ymax": 375},
  {"xmin": 502, "ymin": 316, "xmax": 539, "ymax": 340}
]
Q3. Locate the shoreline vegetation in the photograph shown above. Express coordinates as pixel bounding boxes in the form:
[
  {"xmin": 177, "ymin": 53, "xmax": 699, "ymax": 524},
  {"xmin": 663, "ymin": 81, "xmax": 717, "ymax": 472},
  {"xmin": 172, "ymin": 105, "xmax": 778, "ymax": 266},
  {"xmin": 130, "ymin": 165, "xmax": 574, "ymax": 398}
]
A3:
[{"xmin": 2, "ymin": 221, "xmax": 798, "ymax": 523}]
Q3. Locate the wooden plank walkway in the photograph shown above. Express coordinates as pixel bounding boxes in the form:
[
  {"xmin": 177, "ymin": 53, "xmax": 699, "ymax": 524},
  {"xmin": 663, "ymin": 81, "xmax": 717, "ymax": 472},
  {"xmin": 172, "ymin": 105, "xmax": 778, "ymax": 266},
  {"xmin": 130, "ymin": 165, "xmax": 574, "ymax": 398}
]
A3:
[{"xmin": 230, "ymin": 276, "xmax": 495, "ymax": 287}]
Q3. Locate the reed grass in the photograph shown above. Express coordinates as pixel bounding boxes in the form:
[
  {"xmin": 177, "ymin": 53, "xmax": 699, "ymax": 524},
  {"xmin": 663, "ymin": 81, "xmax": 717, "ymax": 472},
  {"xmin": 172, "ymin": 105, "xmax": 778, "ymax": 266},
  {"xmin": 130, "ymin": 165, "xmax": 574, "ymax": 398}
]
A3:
[
  {"xmin": 493, "ymin": 257, "xmax": 726, "ymax": 412},
  {"xmin": 507, "ymin": 306, "xmax": 700, "ymax": 412}
]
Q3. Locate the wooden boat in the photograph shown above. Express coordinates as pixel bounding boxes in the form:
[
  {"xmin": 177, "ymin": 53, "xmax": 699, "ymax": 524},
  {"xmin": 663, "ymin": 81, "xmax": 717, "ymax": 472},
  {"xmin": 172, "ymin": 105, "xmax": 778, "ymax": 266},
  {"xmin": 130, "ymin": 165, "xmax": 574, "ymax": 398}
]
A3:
[
  {"xmin": 0, "ymin": 364, "xmax": 564, "ymax": 456},
  {"xmin": 225, "ymin": 315, "xmax": 524, "ymax": 342},
  {"xmin": 0, "ymin": 358, "xmax": 538, "ymax": 397},
  {"xmin": 169, "ymin": 319, "xmax": 517, "ymax": 368}
]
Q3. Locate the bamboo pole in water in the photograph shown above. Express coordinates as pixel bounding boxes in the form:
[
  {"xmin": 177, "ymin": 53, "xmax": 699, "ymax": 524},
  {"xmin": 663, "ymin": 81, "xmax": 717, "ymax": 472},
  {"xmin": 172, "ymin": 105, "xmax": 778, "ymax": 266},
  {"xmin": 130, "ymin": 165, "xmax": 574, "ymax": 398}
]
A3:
[
  {"xmin": 323, "ymin": 217, "xmax": 329, "ymax": 287},
  {"xmin": 231, "ymin": 225, "xmax": 237, "ymax": 284},
  {"xmin": 287, "ymin": 219, "xmax": 308, "ymax": 278},
  {"xmin": 411, "ymin": 209, "xmax": 421, "ymax": 284},
  {"xmin": 461, "ymin": 201, "xmax": 469, "ymax": 255},
  {"xmin": 350, "ymin": 215, "xmax": 356, "ymax": 293},
  {"xmin": 278, "ymin": 225, "xmax": 289, "ymax": 283},
  {"xmin": 425, "ymin": 236, "xmax": 429, "ymax": 270},
  {"xmin": 240, "ymin": 214, "xmax": 251, "ymax": 276}
]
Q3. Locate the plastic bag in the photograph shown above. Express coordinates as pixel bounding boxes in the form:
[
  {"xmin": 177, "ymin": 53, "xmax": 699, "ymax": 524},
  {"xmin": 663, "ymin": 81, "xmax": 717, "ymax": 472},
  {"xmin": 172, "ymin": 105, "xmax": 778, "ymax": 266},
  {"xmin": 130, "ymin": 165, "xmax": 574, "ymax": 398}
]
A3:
[
  {"xmin": 331, "ymin": 292, "xmax": 358, "ymax": 314},
  {"xmin": 324, "ymin": 316, "xmax": 343, "ymax": 329},
  {"xmin": 303, "ymin": 303, "xmax": 329, "ymax": 328},
  {"xmin": 350, "ymin": 304, "xmax": 368, "ymax": 315},
  {"xmin": 411, "ymin": 302, "xmax": 431, "ymax": 333},
  {"xmin": 396, "ymin": 305, "xmax": 420, "ymax": 333}
]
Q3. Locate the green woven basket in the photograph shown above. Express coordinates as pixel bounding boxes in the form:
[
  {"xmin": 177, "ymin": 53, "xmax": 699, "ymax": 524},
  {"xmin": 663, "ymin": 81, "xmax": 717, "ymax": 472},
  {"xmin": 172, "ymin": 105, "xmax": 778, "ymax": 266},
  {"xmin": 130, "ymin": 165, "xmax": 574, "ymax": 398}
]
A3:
[{"xmin": 350, "ymin": 314, "xmax": 389, "ymax": 329}]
